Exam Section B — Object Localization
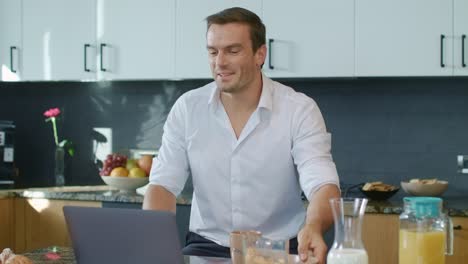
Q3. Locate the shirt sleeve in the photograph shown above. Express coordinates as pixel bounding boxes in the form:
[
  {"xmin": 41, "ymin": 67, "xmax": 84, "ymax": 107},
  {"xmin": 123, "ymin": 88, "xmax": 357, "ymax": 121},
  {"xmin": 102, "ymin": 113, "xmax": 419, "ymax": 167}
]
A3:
[
  {"xmin": 291, "ymin": 98, "xmax": 340, "ymax": 201},
  {"xmin": 149, "ymin": 95, "xmax": 190, "ymax": 197}
]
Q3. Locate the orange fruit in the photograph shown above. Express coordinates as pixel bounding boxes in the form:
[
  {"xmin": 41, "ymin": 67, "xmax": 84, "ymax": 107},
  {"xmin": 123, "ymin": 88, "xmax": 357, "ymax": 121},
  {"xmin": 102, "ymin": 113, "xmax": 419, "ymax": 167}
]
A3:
[{"xmin": 110, "ymin": 167, "xmax": 129, "ymax": 177}]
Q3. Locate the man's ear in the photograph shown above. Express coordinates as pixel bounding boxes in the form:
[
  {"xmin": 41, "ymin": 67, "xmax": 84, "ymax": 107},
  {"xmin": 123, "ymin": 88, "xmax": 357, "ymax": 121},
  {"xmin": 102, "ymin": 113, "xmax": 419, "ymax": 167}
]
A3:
[{"xmin": 255, "ymin": 44, "xmax": 267, "ymax": 68}]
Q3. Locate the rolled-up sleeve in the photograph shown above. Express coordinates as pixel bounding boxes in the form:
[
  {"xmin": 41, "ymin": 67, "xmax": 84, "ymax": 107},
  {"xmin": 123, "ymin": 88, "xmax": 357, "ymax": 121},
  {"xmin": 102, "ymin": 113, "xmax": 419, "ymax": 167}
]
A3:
[
  {"xmin": 291, "ymin": 99, "xmax": 340, "ymax": 201},
  {"xmin": 149, "ymin": 96, "xmax": 190, "ymax": 197}
]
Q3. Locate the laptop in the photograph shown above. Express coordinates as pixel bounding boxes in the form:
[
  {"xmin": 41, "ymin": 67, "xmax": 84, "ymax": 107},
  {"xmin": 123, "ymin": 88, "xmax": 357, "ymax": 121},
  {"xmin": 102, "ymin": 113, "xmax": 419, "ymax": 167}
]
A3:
[{"xmin": 63, "ymin": 206, "xmax": 185, "ymax": 264}]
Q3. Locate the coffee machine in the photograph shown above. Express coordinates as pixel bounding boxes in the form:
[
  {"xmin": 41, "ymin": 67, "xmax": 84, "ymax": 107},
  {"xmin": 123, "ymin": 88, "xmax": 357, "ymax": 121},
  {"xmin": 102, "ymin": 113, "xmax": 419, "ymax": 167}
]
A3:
[{"xmin": 0, "ymin": 120, "xmax": 16, "ymax": 189}]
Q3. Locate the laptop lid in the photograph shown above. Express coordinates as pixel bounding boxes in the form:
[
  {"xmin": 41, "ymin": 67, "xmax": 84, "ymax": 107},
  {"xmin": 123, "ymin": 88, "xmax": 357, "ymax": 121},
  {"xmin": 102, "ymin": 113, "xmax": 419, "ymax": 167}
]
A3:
[{"xmin": 63, "ymin": 206, "xmax": 184, "ymax": 264}]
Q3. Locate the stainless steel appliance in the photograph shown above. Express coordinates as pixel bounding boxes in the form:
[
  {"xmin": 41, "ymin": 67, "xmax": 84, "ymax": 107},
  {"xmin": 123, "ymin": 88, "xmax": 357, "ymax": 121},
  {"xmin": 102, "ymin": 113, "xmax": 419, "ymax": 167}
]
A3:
[{"xmin": 0, "ymin": 120, "xmax": 16, "ymax": 189}]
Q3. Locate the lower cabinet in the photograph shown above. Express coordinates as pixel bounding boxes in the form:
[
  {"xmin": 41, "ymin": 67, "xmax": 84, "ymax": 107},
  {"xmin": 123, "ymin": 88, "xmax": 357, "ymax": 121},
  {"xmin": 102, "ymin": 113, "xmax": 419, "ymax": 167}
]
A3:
[
  {"xmin": 362, "ymin": 214, "xmax": 399, "ymax": 264},
  {"xmin": 14, "ymin": 199, "xmax": 101, "ymax": 253},
  {"xmin": 362, "ymin": 214, "xmax": 468, "ymax": 264},
  {"xmin": 0, "ymin": 198, "xmax": 14, "ymax": 251}
]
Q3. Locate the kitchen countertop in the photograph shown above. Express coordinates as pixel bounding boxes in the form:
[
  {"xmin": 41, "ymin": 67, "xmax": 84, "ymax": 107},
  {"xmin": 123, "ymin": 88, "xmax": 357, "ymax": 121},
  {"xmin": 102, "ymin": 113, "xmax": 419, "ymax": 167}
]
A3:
[
  {"xmin": 1, "ymin": 186, "xmax": 467, "ymax": 217},
  {"xmin": 0, "ymin": 185, "xmax": 191, "ymax": 205},
  {"xmin": 21, "ymin": 246, "xmax": 232, "ymax": 264},
  {"xmin": 21, "ymin": 247, "xmax": 311, "ymax": 264}
]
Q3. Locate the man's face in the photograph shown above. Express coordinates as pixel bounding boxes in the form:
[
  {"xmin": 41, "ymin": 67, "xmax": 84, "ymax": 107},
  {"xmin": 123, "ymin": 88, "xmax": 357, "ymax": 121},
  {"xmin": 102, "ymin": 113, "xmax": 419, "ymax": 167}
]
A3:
[{"xmin": 206, "ymin": 23, "xmax": 266, "ymax": 94}]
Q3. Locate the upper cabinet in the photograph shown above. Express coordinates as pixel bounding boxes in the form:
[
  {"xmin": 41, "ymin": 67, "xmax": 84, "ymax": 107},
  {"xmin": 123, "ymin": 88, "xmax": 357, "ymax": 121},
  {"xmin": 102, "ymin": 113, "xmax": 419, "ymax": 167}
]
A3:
[
  {"xmin": 0, "ymin": 0, "xmax": 22, "ymax": 81},
  {"xmin": 175, "ymin": 0, "xmax": 262, "ymax": 79},
  {"xmin": 454, "ymin": 0, "xmax": 468, "ymax": 76},
  {"xmin": 97, "ymin": 0, "xmax": 175, "ymax": 80},
  {"xmin": 263, "ymin": 0, "xmax": 354, "ymax": 78},
  {"xmin": 355, "ymin": 0, "xmax": 454, "ymax": 76},
  {"xmin": 22, "ymin": 0, "xmax": 96, "ymax": 81},
  {"xmin": 2, "ymin": 1, "xmax": 467, "ymax": 81}
]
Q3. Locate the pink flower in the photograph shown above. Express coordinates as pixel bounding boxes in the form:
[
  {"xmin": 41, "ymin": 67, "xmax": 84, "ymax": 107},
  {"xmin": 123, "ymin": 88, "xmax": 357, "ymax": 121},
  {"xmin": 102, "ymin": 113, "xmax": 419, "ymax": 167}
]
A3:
[{"xmin": 43, "ymin": 108, "xmax": 61, "ymax": 118}]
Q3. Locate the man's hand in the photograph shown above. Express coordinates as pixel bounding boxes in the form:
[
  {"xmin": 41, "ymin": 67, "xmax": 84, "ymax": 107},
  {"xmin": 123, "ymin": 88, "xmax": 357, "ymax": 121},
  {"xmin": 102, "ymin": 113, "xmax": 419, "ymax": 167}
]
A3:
[
  {"xmin": 297, "ymin": 223, "xmax": 327, "ymax": 264},
  {"xmin": 298, "ymin": 184, "xmax": 340, "ymax": 263}
]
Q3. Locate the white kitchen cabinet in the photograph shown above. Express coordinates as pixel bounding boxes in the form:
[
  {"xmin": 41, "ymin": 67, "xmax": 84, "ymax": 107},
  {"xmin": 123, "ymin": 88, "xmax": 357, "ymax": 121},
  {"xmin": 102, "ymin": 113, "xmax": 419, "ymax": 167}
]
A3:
[
  {"xmin": 175, "ymin": 0, "xmax": 262, "ymax": 79},
  {"xmin": 263, "ymin": 0, "xmax": 355, "ymax": 78},
  {"xmin": 97, "ymin": 0, "xmax": 175, "ymax": 80},
  {"xmin": 0, "ymin": 0, "xmax": 22, "ymax": 81},
  {"xmin": 22, "ymin": 0, "xmax": 96, "ymax": 81},
  {"xmin": 356, "ymin": 0, "xmax": 453, "ymax": 76},
  {"xmin": 454, "ymin": 0, "xmax": 468, "ymax": 76}
]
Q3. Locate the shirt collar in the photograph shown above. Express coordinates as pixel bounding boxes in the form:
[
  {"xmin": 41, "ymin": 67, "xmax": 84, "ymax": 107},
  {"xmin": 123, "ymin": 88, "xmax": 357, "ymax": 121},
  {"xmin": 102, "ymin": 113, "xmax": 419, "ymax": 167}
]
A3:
[{"xmin": 207, "ymin": 73, "xmax": 273, "ymax": 112}]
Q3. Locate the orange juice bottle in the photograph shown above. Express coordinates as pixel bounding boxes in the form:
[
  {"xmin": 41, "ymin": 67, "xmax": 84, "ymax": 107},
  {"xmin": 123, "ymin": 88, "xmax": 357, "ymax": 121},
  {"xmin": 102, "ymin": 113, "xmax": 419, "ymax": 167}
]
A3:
[{"xmin": 399, "ymin": 197, "xmax": 453, "ymax": 264}]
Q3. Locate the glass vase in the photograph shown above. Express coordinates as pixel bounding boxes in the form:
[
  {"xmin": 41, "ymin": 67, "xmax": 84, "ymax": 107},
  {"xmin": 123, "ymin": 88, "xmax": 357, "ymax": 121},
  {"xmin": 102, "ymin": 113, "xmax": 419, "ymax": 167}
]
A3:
[{"xmin": 54, "ymin": 146, "xmax": 65, "ymax": 186}]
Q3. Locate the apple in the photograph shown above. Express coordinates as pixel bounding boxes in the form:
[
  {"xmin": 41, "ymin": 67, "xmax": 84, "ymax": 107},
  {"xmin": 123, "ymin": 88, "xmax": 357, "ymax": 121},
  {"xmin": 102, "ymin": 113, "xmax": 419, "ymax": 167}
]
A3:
[
  {"xmin": 128, "ymin": 167, "xmax": 147, "ymax": 178},
  {"xmin": 125, "ymin": 159, "xmax": 139, "ymax": 170},
  {"xmin": 137, "ymin": 155, "xmax": 153, "ymax": 176}
]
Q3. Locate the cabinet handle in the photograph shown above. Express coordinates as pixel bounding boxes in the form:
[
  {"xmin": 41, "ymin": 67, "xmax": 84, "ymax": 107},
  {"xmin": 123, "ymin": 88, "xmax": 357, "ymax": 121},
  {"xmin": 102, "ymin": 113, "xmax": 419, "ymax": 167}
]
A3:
[
  {"xmin": 10, "ymin": 46, "xmax": 17, "ymax": 73},
  {"xmin": 454, "ymin": 225, "xmax": 462, "ymax": 230},
  {"xmin": 268, "ymin": 38, "xmax": 274, "ymax": 70},
  {"xmin": 84, "ymin": 44, "xmax": 90, "ymax": 72},
  {"xmin": 100, "ymin": 43, "xmax": 107, "ymax": 72},
  {"xmin": 440, "ymin": 35, "xmax": 445, "ymax": 68},
  {"xmin": 462, "ymin": 35, "xmax": 466, "ymax": 68}
]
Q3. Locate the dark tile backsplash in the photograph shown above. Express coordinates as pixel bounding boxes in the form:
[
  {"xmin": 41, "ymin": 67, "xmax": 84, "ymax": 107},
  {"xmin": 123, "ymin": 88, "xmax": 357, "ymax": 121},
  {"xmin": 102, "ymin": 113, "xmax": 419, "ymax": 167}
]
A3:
[{"xmin": 1, "ymin": 77, "xmax": 468, "ymax": 196}]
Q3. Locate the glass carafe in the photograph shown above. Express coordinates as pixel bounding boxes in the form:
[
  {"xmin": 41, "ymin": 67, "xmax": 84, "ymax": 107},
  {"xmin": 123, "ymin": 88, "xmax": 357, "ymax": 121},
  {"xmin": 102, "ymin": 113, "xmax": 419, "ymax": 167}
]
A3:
[
  {"xmin": 399, "ymin": 197, "xmax": 453, "ymax": 264},
  {"xmin": 327, "ymin": 198, "xmax": 368, "ymax": 264}
]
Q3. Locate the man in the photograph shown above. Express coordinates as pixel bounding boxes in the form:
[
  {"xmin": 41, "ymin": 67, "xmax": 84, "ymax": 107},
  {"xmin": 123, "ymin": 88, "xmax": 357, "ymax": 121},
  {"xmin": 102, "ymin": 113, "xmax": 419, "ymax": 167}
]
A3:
[{"xmin": 143, "ymin": 7, "xmax": 340, "ymax": 264}]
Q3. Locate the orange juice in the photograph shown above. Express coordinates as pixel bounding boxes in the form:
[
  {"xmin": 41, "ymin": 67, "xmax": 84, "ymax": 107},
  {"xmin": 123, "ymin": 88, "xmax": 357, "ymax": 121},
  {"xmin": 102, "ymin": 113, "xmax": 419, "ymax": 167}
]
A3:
[{"xmin": 399, "ymin": 229, "xmax": 445, "ymax": 264}]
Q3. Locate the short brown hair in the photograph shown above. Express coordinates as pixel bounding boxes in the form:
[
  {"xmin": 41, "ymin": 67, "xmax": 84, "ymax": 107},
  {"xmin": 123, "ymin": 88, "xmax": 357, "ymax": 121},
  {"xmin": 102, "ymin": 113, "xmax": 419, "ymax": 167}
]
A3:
[{"xmin": 206, "ymin": 7, "xmax": 266, "ymax": 52}]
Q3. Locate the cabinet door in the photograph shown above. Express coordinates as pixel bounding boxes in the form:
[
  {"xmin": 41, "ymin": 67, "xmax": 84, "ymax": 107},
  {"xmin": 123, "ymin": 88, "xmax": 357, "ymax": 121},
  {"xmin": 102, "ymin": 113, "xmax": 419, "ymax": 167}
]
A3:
[
  {"xmin": 97, "ymin": 0, "xmax": 175, "ymax": 80},
  {"xmin": 263, "ymin": 0, "xmax": 354, "ymax": 78},
  {"xmin": 175, "ymin": 0, "xmax": 262, "ymax": 79},
  {"xmin": 362, "ymin": 214, "xmax": 399, "ymax": 264},
  {"xmin": 22, "ymin": 0, "xmax": 96, "ymax": 81},
  {"xmin": 356, "ymin": 0, "xmax": 453, "ymax": 76},
  {"xmin": 454, "ymin": 0, "xmax": 468, "ymax": 76},
  {"xmin": 0, "ymin": 0, "xmax": 21, "ymax": 81},
  {"xmin": 0, "ymin": 198, "xmax": 14, "ymax": 251},
  {"xmin": 16, "ymin": 199, "xmax": 101, "ymax": 253}
]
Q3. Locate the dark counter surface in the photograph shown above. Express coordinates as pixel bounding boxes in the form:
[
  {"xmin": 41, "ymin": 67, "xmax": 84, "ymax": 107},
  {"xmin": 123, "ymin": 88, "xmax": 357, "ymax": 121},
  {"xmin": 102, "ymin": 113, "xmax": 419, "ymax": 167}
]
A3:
[
  {"xmin": 21, "ymin": 246, "xmax": 232, "ymax": 264},
  {"xmin": 0, "ymin": 185, "xmax": 191, "ymax": 205},
  {"xmin": 1, "ymin": 186, "xmax": 467, "ymax": 217},
  {"xmin": 21, "ymin": 247, "xmax": 312, "ymax": 264}
]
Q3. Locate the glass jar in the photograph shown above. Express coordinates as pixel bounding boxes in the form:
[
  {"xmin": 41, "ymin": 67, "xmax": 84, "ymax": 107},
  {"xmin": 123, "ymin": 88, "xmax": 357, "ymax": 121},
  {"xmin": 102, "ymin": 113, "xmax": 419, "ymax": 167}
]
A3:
[
  {"xmin": 399, "ymin": 197, "xmax": 453, "ymax": 264},
  {"xmin": 327, "ymin": 198, "xmax": 369, "ymax": 264}
]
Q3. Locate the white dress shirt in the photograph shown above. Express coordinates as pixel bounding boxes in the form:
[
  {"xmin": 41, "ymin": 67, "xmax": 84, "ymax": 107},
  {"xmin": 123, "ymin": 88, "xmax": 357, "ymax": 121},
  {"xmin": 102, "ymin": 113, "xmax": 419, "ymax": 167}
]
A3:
[{"xmin": 149, "ymin": 75, "xmax": 339, "ymax": 247}]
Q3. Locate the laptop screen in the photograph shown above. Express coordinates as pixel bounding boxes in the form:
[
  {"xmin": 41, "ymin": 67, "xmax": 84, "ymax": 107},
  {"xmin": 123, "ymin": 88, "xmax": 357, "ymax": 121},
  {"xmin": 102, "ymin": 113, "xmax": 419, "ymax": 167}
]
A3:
[{"xmin": 63, "ymin": 206, "xmax": 184, "ymax": 264}]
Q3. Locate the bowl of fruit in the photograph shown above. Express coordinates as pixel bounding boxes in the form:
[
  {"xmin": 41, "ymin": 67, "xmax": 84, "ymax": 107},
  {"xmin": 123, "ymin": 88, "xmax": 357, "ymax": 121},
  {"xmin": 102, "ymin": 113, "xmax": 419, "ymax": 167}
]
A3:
[{"xmin": 100, "ymin": 153, "xmax": 153, "ymax": 193}]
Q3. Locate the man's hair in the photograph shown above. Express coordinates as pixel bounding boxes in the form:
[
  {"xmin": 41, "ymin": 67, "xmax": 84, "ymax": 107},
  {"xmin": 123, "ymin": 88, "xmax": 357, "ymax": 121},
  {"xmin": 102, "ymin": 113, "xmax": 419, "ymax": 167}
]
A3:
[{"xmin": 206, "ymin": 7, "xmax": 266, "ymax": 52}]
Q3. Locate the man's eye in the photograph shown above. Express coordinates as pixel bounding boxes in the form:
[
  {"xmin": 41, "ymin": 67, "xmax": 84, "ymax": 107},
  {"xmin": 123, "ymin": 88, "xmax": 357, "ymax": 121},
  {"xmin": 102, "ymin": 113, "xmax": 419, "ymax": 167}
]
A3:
[
  {"xmin": 209, "ymin": 51, "xmax": 217, "ymax": 56},
  {"xmin": 229, "ymin": 50, "xmax": 240, "ymax": 54}
]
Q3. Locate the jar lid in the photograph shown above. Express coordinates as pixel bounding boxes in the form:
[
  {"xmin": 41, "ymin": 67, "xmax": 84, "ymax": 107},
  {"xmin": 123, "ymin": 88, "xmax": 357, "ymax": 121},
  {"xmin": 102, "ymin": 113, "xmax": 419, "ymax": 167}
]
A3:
[{"xmin": 403, "ymin": 197, "xmax": 442, "ymax": 218}]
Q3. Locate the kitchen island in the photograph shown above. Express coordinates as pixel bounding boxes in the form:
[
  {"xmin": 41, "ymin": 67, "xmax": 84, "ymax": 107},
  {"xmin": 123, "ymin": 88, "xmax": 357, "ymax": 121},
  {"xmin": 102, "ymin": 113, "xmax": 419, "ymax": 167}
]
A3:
[{"xmin": 1, "ymin": 186, "xmax": 467, "ymax": 264}]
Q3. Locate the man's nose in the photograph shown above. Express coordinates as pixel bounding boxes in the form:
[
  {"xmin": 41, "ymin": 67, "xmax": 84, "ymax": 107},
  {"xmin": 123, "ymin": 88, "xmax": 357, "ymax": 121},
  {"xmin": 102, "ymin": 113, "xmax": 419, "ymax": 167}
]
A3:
[{"xmin": 215, "ymin": 52, "xmax": 227, "ymax": 66}]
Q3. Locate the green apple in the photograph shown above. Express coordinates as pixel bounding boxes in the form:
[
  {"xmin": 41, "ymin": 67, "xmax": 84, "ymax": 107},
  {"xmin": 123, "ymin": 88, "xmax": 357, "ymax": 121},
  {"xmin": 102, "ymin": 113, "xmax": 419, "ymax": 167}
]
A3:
[
  {"xmin": 128, "ymin": 167, "xmax": 147, "ymax": 178},
  {"xmin": 125, "ymin": 159, "xmax": 139, "ymax": 170}
]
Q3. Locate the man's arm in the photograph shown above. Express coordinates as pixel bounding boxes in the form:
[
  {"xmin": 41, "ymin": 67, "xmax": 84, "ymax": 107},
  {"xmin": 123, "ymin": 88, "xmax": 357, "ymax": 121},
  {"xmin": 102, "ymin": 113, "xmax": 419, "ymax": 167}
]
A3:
[
  {"xmin": 297, "ymin": 184, "xmax": 340, "ymax": 264},
  {"xmin": 142, "ymin": 184, "xmax": 177, "ymax": 213}
]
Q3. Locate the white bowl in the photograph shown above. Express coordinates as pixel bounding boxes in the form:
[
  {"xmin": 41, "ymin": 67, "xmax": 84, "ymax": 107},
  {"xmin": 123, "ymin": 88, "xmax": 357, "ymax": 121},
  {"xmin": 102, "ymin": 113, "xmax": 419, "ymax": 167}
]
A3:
[
  {"xmin": 400, "ymin": 180, "xmax": 448, "ymax": 196},
  {"xmin": 101, "ymin": 176, "xmax": 149, "ymax": 193}
]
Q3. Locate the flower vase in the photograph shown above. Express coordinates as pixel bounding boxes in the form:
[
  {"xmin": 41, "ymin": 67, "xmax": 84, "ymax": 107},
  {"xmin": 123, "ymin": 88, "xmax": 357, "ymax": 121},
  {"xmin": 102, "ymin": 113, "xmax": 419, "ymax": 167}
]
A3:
[{"xmin": 54, "ymin": 146, "xmax": 65, "ymax": 186}]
